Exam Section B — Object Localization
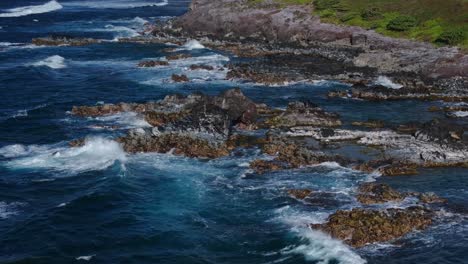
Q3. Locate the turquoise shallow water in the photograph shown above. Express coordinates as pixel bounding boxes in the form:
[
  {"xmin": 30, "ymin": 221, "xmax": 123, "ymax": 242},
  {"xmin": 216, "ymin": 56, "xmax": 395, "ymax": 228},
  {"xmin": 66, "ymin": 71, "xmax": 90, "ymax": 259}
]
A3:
[{"xmin": 0, "ymin": 1, "xmax": 467, "ymax": 263}]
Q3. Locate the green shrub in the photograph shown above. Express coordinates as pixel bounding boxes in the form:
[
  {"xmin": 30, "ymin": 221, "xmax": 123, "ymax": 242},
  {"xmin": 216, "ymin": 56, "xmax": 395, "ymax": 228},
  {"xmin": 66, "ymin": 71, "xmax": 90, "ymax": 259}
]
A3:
[
  {"xmin": 320, "ymin": 9, "xmax": 336, "ymax": 18},
  {"xmin": 436, "ymin": 28, "xmax": 466, "ymax": 45},
  {"xmin": 361, "ymin": 7, "xmax": 382, "ymax": 21},
  {"xmin": 314, "ymin": 0, "xmax": 340, "ymax": 10},
  {"xmin": 339, "ymin": 12, "xmax": 357, "ymax": 22},
  {"xmin": 386, "ymin": 15, "xmax": 417, "ymax": 31}
]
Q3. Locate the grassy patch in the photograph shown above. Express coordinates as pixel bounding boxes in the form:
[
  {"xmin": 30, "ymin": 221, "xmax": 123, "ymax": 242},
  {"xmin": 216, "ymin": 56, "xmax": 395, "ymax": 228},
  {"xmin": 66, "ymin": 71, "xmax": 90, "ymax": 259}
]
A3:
[{"xmin": 255, "ymin": 0, "xmax": 468, "ymax": 47}]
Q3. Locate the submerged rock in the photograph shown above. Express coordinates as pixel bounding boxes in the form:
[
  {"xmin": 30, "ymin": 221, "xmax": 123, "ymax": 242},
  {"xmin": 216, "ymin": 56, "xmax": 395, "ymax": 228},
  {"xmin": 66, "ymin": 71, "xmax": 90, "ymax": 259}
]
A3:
[
  {"xmin": 171, "ymin": 74, "xmax": 189, "ymax": 83},
  {"xmin": 351, "ymin": 119, "xmax": 385, "ymax": 128},
  {"xmin": 137, "ymin": 60, "xmax": 169, "ymax": 67},
  {"xmin": 166, "ymin": 53, "xmax": 192, "ymax": 60},
  {"xmin": 287, "ymin": 189, "xmax": 313, "ymax": 200},
  {"xmin": 311, "ymin": 207, "xmax": 433, "ymax": 247},
  {"xmin": 249, "ymin": 159, "xmax": 284, "ymax": 174}
]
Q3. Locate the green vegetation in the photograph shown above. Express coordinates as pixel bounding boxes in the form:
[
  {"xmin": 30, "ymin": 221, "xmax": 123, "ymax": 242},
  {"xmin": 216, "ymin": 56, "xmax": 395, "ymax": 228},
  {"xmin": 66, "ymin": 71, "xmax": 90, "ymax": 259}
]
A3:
[
  {"xmin": 249, "ymin": 0, "xmax": 468, "ymax": 47},
  {"xmin": 386, "ymin": 15, "xmax": 417, "ymax": 31}
]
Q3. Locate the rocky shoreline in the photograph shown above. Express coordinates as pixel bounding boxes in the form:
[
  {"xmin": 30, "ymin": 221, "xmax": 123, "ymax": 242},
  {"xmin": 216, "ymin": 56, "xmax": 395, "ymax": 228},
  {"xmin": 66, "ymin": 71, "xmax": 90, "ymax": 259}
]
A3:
[
  {"xmin": 71, "ymin": 88, "xmax": 467, "ymax": 247},
  {"xmin": 41, "ymin": 0, "xmax": 468, "ymax": 251}
]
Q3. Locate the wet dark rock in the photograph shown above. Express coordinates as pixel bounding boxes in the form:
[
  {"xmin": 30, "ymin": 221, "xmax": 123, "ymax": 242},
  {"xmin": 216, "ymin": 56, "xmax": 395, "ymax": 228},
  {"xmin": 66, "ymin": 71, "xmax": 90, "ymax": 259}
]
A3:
[
  {"xmin": 311, "ymin": 207, "xmax": 433, "ymax": 247},
  {"xmin": 190, "ymin": 64, "xmax": 215, "ymax": 71},
  {"xmin": 32, "ymin": 36, "xmax": 101, "ymax": 46},
  {"xmin": 171, "ymin": 74, "xmax": 190, "ymax": 83},
  {"xmin": 137, "ymin": 60, "xmax": 169, "ymax": 67}
]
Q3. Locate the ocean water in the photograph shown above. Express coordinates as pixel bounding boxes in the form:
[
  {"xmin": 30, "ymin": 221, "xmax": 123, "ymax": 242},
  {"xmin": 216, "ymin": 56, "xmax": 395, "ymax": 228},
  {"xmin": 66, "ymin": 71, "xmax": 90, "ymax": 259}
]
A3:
[{"xmin": 0, "ymin": 1, "xmax": 467, "ymax": 263}]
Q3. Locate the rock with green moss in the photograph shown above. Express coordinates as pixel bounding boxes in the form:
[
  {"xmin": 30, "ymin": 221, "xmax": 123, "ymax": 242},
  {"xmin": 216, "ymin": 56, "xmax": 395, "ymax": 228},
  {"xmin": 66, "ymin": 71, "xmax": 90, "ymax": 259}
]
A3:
[{"xmin": 311, "ymin": 207, "xmax": 433, "ymax": 247}]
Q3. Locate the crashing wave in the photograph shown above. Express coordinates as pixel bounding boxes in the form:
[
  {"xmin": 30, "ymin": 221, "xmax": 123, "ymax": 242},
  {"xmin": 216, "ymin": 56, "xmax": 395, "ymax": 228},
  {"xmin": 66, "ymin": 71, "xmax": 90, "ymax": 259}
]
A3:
[
  {"xmin": 181, "ymin": 39, "xmax": 205, "ymax": 50},
  {"xmin": 283, "ymin": 228, "xmax": 367, "ymax": 264},
  {"xmin": 0, "ymin": 137, "xmax": 127, "ymax": 175},
  {"xmin": 0, "ymin": 0, "xmax": 62, "ymax": 18},
  {"xmin": 31, "ymin": 55, "xmax": 66, "ymax": 69},
  {"xmin": 374, "ymin": 76, "xmax": 403, "ymax": 89}
]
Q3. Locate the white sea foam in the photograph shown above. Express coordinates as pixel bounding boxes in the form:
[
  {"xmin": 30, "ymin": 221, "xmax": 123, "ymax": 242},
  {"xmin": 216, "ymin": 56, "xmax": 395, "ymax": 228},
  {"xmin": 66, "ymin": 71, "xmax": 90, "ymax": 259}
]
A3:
[
  {"xmin": 64, "ymin": 0, "xmax": 168, "ymax": 9},
  {"xmin": 451, "ymin": 111, "xmax": 468, "ymax": 117},
  {"xmin": 31, "ymin": 55, "xmax": 66, "ymax": 69},
  {"xmin": 283, "ymin": 228, "xmax": 367, "ymax": 264},
  {"xmin": 131, "ymin": 16, "xmax": 149, "ymax": 25},
  {"xmin": 76, "ymin": 255, "xmax": 94, "ymax": 261},
  {"xmin": 1, "ymin": 137, "xmax": 126, "ymax": 175},
  {"xmin": 180, "ymin": 39, "xmax": 205, "ymax": 50},
  {"xmin": 6, "ymin": 104, "xmax": 48, "ymax": 120},
  {"xmin": 375, "ymin": 76, "xmax": 403, "ymax": 89},
  {"xmin": 93, "ymin": 112, "xmax": 151, "ymax": 128},
  {"xmin": 140, "ymin": 54, "xmax": 230, "ymax": 85},
  {"xmin": 0, "ymin": 202, "xmax": 24, "ymax": 219},
  {"xmin": 0, "ymin": 1, "xmax": 63, "ymax": 18}
]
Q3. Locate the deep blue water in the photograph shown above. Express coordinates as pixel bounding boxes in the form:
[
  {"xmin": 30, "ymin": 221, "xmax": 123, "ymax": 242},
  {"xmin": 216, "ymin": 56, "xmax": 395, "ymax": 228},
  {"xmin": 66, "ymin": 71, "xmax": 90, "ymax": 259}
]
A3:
[{"xmin": 0, "ymin": 1, "xmax": 467, "ymax": 263}]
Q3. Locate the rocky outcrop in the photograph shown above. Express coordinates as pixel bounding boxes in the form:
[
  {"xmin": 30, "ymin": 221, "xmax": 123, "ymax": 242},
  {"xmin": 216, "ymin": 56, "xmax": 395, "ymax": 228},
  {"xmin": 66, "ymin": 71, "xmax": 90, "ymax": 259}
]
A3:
[
  {"xmin": 311, "ymin": 207, "xmax": 433, "ymax": 247},
  {"xmin": 72, "ymin": 89, "xmax": 259, "ymax": 158},
  {"xmin": 328, "ymin": 83, "xmax": 468, "ymax": 102},
  {"xmin": 283, "ymin": 119, "xmax": 468, "ymax": 169},
  {"xmin": 117, "ymin": 128, "xmax": 231, "ymax": 158},
  {"xmin": 32, "ymin": 36, "xmax": 101, "ymax": 46},
  {"xmin": 263, "ymin": 101, "xmax": 341, "ymax": 128}
]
